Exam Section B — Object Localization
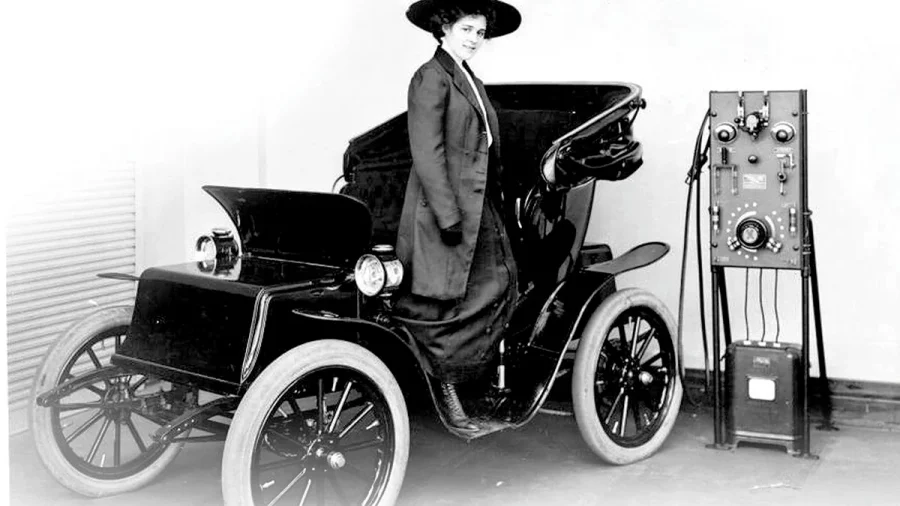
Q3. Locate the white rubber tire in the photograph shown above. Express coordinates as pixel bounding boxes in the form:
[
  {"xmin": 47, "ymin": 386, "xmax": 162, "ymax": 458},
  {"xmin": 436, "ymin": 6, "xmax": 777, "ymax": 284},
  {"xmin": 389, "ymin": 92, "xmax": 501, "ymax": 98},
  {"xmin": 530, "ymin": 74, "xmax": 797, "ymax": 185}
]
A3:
[
  {"xmin": 29, "ymin": 306, "xmax": 184, "ymax": 497},
  {"xmin": 222, "ymin": 339, "xmax": 410, "ymax": 506},
  {"xmin": 572, "ymin": 288, "xmax": 683, "ymax": 465}
]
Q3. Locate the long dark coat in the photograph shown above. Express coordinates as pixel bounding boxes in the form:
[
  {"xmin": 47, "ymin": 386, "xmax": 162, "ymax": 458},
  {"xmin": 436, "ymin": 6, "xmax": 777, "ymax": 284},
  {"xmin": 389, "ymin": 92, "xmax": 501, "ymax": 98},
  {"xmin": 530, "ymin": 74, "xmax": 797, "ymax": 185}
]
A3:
[
  {"xmin": 396, "ymin": 47, "xmax": 502, "ymax": 300},
  {"xmin": 394, "ymin": 47, "xmax": 517, "ymax": 383}
]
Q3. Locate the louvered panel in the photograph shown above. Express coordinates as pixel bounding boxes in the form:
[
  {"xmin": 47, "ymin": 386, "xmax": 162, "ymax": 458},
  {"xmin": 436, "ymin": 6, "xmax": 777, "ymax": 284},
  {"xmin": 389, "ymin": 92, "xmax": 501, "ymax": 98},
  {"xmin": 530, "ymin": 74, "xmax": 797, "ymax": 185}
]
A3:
[
  {"xmin": 7, "ymin": 248, "xmax": 135, "ymax": 277},
  {"xmin": 10, "ymin": 200, "xmax": 136, "ymax": 226},
  {"xmin": 8, "ymin": 283, "xmax": 135, "ymax": 317},
  {"xmin": 8, "ymin": 287, "xmax": 136, "ymax": 334},
  {"xmin": 9, "ymin": 203, "xmax": 134, "ymax": 225},
  {"xmin": 6, "ymin": 166, "xmax": 136, "ymax": 435},
  {"xmin": 12, "ymin": 193, "xmax": 135, "ymax": 219},
  {"xmin": 11, "ymin": 180, "xmax": 134, "ymax": 204},
  {"xmin": 6, "ymin": 321, "xmax": 75, "ymax": 349},
  {"xmin": 7, "ymin": 257, "xmax": 132, "ymax": 288},
  {"xmin": 8, "ymin": 329, "xmax": 75, "ymax": 361},
  {"xmin": 7, "ymin": 240, "xmax": 135, "ymax": 268},
  {"xmin": 12, "ymin": 188, "xmax": 136, "ymax": 211},
  {"xmin": 8, "ymin": 217, "xmax": 134, "ymax": 247},
  {"xmin": 9, "ymin": 234, "xmax": 133, "ymax": 271},
  {"xmin": 7, "ymin": 267, "xmax": 132, "ymax": 299}
]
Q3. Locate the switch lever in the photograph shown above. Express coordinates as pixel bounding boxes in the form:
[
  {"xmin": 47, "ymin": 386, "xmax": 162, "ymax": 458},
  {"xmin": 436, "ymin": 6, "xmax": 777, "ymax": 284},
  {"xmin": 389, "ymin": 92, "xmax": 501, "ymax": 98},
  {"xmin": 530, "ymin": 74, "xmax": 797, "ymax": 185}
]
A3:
[{"xmin": 776, "ymin": 154, "xmax": 793, "ymax": 195}]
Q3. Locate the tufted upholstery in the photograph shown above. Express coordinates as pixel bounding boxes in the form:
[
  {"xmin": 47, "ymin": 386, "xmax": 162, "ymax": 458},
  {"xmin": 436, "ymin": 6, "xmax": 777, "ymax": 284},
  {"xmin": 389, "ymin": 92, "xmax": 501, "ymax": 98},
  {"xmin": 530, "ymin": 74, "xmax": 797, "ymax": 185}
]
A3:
[{"xmin": 340, "ymin": 164, "xmax": 411, "ymax": 246}]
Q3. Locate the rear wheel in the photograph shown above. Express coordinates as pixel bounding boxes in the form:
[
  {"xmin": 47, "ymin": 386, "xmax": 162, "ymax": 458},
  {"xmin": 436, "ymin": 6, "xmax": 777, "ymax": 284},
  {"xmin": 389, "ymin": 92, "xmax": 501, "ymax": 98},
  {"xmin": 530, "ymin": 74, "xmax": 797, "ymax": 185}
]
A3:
[
  {"xmin": 223, "ymin": 340, "xmax": 409, "ymax": 506},
  {"xmin": 29, "ymin": 306, "xmax": 184, "ymax": 496},
  {"xmin": 572, "ymin": 288, "xmax": 682, "ymax": 464}
]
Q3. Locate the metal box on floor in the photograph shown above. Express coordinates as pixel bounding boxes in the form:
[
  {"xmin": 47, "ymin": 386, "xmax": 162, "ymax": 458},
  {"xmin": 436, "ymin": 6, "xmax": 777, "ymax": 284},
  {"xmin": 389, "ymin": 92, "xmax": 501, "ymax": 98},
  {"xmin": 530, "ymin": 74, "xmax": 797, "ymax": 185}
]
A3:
[{"xmin": 725, "ymin": 340, "xmax": 804, "ymax": 454}]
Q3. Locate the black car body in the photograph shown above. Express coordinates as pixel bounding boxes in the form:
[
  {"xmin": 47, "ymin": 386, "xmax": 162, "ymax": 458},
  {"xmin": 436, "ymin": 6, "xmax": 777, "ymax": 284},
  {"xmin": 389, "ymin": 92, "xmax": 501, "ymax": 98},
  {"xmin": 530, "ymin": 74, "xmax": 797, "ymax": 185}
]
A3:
[{"xmin": 31, "ymin": 82, "xmax": 683, "ymax": 506}]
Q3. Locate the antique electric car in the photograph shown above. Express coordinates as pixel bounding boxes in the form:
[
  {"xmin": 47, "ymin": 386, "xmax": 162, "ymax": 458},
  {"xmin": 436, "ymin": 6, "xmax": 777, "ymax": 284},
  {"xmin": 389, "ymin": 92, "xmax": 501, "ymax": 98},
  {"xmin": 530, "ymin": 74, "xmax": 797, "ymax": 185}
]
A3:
[{"xmin": 30, "ymin": 82, "xmax": 682, "ymax": 506}]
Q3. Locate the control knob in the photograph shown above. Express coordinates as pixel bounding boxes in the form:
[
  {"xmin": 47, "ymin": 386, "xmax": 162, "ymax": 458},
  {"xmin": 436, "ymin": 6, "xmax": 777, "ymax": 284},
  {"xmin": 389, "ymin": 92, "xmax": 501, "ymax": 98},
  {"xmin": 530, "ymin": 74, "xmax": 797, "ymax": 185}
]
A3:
[
  {"xmin": 714, "ymin": 123, "xmax": 738, "ymax": 143},
  {"xmin": 735, "ymin": 217, "xmax": 769, "ymax": 250},
  {"xmin": 771, "ymin": 122, "xmax": 796, "ymax": 143}
]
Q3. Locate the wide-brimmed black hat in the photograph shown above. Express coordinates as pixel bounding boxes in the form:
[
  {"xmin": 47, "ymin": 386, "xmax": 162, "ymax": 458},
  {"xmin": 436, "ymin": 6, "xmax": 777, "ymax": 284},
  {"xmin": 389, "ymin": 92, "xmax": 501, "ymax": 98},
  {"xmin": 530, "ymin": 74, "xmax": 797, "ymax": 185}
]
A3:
[{"xmin": 406, "ymin": 0, "xmax": 522, "ymax": 38}]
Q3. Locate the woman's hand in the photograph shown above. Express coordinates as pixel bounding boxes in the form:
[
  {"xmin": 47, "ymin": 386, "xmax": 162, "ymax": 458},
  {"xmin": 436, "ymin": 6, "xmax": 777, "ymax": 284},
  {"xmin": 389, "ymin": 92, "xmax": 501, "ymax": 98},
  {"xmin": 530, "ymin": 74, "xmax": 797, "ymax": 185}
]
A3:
[{"xmin": 439, "ymin": 222, "xmax": 463, "ymax": 246}]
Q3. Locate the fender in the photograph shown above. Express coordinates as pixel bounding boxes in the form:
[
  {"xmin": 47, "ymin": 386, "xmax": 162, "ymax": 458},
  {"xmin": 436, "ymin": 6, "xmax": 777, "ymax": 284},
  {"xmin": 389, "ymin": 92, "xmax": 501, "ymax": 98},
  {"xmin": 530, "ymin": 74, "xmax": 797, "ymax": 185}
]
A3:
[
  {"xmin": 584, "ymin": 241, "xmax": 670, "ymax": 276},
  {"xmin": 527, "ymin": 241, "xmax": 670, "ymax": 355},
  {"xmin": 504, "ymin": 242, "xmax": 670, "ymax": 425},
  {"xmin": 281, "ymin": 310, "xmax": 433, "ymax": 396}
]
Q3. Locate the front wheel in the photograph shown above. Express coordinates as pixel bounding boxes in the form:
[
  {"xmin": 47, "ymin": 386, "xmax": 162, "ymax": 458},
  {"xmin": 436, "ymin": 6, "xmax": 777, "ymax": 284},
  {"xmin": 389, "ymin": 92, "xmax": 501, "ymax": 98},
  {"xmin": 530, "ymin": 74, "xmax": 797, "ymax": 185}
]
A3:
[
  {"xmin": 572, "ymin": 288, "xmax": 682, "ymax": 465},
  {"xmin": 222, "ymin": 340, "xmax": 410, "ymax": 506},
  {"xmin": 29, "ymin": 306, "xmax": 184, "ymax": 496}
]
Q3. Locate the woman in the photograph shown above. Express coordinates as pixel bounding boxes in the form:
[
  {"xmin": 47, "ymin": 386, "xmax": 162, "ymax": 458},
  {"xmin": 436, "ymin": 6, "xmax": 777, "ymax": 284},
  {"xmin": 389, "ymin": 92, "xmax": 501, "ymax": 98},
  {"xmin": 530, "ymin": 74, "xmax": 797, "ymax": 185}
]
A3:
[{"xmin": 395, "ymin": 0, "xmax": 521, "ymax": 432}]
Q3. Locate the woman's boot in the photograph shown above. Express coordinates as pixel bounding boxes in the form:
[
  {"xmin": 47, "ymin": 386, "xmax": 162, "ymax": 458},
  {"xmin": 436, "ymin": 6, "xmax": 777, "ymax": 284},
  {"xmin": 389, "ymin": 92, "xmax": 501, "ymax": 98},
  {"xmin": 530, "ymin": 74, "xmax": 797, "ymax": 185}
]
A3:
[{"xmin": 441, "ymin": 382, "xmax": 479, "ymax": 432}]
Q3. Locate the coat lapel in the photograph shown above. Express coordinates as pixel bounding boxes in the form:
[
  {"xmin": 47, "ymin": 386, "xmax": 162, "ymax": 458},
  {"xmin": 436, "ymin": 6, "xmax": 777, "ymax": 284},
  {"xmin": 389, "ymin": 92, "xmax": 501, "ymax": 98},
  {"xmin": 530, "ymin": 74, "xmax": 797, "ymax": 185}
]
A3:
[
  {"xmin": 467, "ymin": 66, "xmax": 500, "ymax": 149},
  {"xmin": 433, "ymin": 47, "xmax": 484, "ymax": 128}
]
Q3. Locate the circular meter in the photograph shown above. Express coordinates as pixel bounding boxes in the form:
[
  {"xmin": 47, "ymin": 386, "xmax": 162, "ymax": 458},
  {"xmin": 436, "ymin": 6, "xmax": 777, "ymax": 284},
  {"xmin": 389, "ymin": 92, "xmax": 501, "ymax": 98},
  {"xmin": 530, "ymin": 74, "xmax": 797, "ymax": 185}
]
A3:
[
  {"xmin": 735, "ymin": 218, "xmax": 769, "ymax": 250},
  {"xmin": 714, "ymin": 123, "xmax": 738, "ymax": 143},
  {"xmin": 771, "ymin": 122, "xmax": 796, "ymax": 143}
]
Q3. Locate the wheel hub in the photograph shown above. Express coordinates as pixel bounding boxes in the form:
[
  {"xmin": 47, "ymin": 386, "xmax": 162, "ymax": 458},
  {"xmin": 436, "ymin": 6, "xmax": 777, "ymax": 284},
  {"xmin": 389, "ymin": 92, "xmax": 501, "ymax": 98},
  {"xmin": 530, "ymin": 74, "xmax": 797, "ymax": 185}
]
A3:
[
  {"xmin": 103, "ymin": 382, "xmax": 129, "ymax": 403},
  {"xmin": 102, "ymin": 379, "xmax": 135, "ymax": 420},
  {"xmin": 617, "ymin": 358, "xmax": 647, "ymax": 391},
  {"xmin": 326, "ymin": 451, "xmax": 346, "ymax": 470},
  {"xmin": 310, "ymin": 439, "xmax": 346, "ymax": 470}
]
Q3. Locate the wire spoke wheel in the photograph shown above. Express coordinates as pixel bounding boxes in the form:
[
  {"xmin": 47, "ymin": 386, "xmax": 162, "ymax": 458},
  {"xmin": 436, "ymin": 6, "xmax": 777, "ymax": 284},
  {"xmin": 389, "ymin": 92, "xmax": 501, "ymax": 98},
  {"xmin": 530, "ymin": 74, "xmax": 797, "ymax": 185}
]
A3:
[
  {"xmin": 50, "ymin": 327, "xmax": 170, "ymax": 479},
  {"xmin": 594, "ymin": 308, "xmax": 674, "ymax": 447},
  {"xmin": 572, "ymin": 289, "xmax": 682, "ymax": 465},
  {"xmin": 252, "ymin": 369, "xmax": 395, "ymax": 506},
  {"xmin": 30, "ymin": 306, "xmax": 184, "ymax": 497},
  {"xmin": 223, "ymin": 340, "xmax": 409, "ymax": 506}
]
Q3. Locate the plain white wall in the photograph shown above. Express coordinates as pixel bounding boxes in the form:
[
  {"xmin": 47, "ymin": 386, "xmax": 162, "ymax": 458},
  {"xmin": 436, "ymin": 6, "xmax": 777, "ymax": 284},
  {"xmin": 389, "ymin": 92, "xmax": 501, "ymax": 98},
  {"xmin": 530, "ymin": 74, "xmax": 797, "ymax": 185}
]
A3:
[
  {"xmin": 6, "ymin": 0, "xmax": 899, "ymax": 383},
  {"xmin": 257, "ymin": 0, "xmax": 900, "ymax": 383}
]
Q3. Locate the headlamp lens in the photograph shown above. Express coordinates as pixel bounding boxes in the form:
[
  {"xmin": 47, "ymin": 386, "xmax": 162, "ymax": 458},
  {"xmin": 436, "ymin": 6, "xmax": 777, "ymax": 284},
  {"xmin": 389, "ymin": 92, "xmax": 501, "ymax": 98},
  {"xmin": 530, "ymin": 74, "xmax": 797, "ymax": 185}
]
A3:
[
  {"xmin": 195, "ymin": 236, "xmax": 217, "ymax": 262},
  {"xmin": 354, "ymin": 254, "xmax": 386, "ymax": 297}
]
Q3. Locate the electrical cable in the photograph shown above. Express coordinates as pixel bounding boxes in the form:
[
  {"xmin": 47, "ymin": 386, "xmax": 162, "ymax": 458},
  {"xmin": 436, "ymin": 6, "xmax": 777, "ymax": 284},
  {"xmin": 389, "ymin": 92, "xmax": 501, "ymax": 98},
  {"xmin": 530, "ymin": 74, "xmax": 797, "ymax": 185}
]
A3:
[
  {"xmin": 694, "ymin": 139, "xmax": 711, "ymax": 389},
  {"xmin": 677, "ymin": 176, "xmax": 698, "ymax": 406},
  {"xmin": 774, "ymin": 270, "xmax": 781, "ymax": 342},
  {"xmin": 744, "ymin": 269, "xmax": 750, "ymax": 341},
  {"xmin": 676, "ymin": 109, "xmax": 711, "ymax": 406},
  {"xmin": 758, "ymin": 268, "xmax": 766, "ymax": 341},
  {"xmin": 331, "ymin": 174, "xmax": 346, "ymax": 193}
]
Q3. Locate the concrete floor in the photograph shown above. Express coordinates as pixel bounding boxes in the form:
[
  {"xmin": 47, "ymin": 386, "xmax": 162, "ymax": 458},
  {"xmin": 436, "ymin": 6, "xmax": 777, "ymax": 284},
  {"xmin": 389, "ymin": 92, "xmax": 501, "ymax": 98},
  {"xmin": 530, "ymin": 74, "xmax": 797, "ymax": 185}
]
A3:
[{"xmin": 8, "ymin": 403, "xmax": 900, "ymax": 506}]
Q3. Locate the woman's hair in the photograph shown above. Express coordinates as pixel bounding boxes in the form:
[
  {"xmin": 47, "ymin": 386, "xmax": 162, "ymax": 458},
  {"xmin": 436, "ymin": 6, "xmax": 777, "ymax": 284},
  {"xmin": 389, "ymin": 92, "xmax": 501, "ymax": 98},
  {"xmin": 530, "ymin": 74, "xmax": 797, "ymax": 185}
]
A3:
[{"xmin": 428, "ymin": 1, "xmax": 497, "ymax": 42}]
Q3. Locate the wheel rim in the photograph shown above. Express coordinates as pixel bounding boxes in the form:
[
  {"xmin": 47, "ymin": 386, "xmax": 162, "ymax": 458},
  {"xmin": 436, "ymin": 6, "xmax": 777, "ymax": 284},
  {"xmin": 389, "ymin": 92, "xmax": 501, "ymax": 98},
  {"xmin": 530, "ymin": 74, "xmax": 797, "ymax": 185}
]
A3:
[
  {"xmin": 251, "ymin": 366, "xmax": 395, "ymax": 506},
  {"xmin": 593, "ymin": 306, "xmax": 677, "ymax": 448},
  {"xmin": 49, "ymin": 325, "xmax": 170, "ymax": 479}
]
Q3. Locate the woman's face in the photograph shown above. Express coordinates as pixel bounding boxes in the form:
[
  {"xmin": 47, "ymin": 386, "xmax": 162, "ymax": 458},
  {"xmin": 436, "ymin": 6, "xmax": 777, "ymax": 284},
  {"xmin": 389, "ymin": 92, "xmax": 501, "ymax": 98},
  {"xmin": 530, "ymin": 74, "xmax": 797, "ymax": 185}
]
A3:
[{"xmin": 441, "ymin": 14, "xmax": 487, "ymax": 62}]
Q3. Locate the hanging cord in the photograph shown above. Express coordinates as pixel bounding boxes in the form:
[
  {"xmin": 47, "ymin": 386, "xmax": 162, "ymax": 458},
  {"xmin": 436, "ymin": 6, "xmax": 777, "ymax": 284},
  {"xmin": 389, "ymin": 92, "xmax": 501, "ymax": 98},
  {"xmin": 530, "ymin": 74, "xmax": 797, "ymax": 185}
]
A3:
[
  {"xmin": 331, "ymin": 174, "xmax": 346, "ymax": 193},
  {"xmin": 694, "ymin": 134, "xmax": 711, "ymax": 388},
  {"xmin": 744, "ymin": 269, "xmax": 750, "ymax": 341},
  {"xmin": 758, "ymin": 269, "xmax": 766, "ymax": 341},
  {"xmin": 774, "ymin": 270, "xmax": 781, "ymax": 342},
  {"xmin": 677, "ymin": 109, "xmax": 711, "ymax": 406}
]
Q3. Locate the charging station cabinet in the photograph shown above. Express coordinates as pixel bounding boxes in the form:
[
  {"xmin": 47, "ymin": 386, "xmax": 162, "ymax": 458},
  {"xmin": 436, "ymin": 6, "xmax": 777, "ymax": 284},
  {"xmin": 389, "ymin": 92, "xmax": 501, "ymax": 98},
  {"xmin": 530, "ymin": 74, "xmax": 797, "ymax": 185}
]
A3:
[
  {"xmin": 725, "ymin": 341, "xmax": 804, "ymax": 454},
  {"xmin": 704, "ymin": 90, "xmax": 832, "ymax": 458}
]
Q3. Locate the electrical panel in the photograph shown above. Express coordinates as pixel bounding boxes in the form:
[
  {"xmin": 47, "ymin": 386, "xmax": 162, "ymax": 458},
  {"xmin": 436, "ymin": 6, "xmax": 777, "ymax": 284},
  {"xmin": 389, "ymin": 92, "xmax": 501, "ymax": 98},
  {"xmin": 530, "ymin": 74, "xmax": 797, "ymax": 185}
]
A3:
[{"xmin": 709, "ymin": 91, "xmax": 807, "ymax": 270}]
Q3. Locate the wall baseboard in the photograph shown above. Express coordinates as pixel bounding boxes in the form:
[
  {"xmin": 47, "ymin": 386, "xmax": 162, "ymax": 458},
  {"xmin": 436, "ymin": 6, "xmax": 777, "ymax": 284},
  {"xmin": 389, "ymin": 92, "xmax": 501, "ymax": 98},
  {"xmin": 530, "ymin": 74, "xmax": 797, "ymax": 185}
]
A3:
[{"xmin": 683, "ymin": 368, "xmax": 900, "ymax": 431}]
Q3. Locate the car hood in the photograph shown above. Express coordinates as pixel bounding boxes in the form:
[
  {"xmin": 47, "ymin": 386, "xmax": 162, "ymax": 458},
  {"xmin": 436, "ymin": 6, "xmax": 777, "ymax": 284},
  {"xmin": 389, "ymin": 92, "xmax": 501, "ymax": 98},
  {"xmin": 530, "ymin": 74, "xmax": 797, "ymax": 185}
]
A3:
[
  {"xmin": 115, "ymin": 257, "xmax": 350, "ymax": 389},
  {"xmin": 203, "ymin": 185, "xmax": 373, "ymax": 266}
]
